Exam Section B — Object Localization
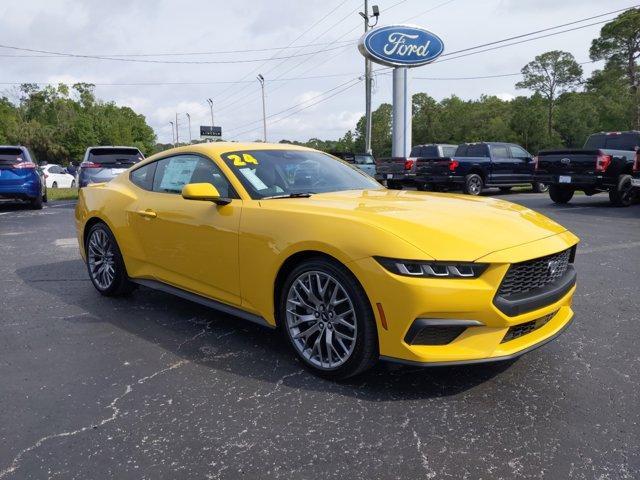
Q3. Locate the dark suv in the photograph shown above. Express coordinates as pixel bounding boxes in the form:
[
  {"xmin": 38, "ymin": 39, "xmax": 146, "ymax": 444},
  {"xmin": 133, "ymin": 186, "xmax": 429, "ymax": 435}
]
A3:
[{"xmin": 78, "ymin": 146, "xmax": 144, "ymax": 188}]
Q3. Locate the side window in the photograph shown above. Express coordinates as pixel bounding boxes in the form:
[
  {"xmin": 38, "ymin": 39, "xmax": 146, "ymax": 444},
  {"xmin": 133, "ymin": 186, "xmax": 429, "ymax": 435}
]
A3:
[
  {"xmin": 130, "ymin": 162, "xmax": 156, "ymax": 191},
  {"xmin": 509, "ymin": 145, "xmax": 530, "ymax": 158},
  {"xmin": 152, "ymin": 154, "xmax": 236, "ymax": 198},
  {"xmin": 443, "ymin": 146, "xmax": 457, "ymax": 157},
  {"xmin": 491, "ymin": 145, "xmax": 509, "ymax": 158},
  {"xmin": 468, "ymin": 144, "xmax": 489, "ymax": 157}
]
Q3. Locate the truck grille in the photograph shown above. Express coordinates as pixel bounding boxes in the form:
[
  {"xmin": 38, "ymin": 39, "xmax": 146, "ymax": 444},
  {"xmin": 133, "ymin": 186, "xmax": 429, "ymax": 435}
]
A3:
[
  {"xmin": 498, "ymin": 248, "xmax": 572, "ymax": 297},
  {"xmin": 501, "ymin": 311, "xmax": 556, "ymax": 343}
]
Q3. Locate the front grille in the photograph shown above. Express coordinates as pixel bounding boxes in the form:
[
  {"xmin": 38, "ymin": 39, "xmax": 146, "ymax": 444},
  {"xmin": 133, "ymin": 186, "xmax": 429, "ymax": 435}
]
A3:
[
  {"xmin": 498, "ymin": 248, "xmax": 572, "ymax": 297},
  {"xmin": 501, "ymin": 311, "xmax": 556, "ymax": 343}
]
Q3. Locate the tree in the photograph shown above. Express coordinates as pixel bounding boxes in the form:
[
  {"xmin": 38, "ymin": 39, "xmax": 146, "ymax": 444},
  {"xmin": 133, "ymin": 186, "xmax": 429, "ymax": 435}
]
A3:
[
  {"xmin": 354, "ymin": 103, "xmax": 392, "ymax": 157},
  {"xmin": 516, "ymin": 50, "xmax": 583, "ymax": 138},
  {"xmin": 590, "ymin": 8, "xmax": 640, "ymax": 128}
]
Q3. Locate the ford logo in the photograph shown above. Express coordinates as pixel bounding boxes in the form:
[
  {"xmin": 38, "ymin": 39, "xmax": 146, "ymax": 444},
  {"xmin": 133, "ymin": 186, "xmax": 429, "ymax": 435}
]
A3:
[
  {"xmin": 560, "ymin": 158, "xmax": 571, "ymax": 165},
  {"xmin": 358, "ymin": 24, "xmax": 444, "ymax": 68}
]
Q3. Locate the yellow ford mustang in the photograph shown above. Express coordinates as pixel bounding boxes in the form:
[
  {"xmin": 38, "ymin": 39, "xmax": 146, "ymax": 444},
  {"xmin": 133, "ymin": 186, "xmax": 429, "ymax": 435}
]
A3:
[{"xmin": 75, "ymin": 143, "xmax": 578, "ymax": 379}]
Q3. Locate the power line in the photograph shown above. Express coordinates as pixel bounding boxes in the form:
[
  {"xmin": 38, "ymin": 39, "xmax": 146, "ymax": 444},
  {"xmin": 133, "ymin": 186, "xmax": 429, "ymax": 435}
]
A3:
[{"xmin": 0, "ymin": 42, "xmax": 352, "ymax": 65}]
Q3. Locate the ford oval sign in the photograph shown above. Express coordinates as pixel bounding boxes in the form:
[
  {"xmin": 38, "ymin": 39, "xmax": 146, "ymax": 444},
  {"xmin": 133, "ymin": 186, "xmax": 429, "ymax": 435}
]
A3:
[{"xmin": 358, "ymin": 24, "xmax": 444, "ymax": 68}]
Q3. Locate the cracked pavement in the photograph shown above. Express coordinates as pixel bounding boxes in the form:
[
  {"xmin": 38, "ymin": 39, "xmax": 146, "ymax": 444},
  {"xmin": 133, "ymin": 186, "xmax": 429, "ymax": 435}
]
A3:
[{"xmin": 0, "ymin": 194, "xmax": 638, "ymax": 479}]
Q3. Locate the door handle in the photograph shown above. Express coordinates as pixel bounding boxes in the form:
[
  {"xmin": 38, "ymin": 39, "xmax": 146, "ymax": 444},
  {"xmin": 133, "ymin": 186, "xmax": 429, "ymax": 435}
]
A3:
[{"xmin": 136, "ymin": 209, "xmax": 157, "ymax": 219}]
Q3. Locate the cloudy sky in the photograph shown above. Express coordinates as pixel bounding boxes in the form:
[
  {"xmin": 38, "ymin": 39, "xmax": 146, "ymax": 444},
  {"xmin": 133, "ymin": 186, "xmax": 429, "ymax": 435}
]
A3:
[{"xmin": 0, "ymin": 0, "xmax": 634, "ymax": 144}]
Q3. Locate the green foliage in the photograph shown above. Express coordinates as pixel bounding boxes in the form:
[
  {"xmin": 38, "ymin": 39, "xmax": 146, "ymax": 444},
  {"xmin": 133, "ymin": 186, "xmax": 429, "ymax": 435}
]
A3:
[{"xmin": 0, "ymin": 83, "xmax": 156, "ymax": 164}]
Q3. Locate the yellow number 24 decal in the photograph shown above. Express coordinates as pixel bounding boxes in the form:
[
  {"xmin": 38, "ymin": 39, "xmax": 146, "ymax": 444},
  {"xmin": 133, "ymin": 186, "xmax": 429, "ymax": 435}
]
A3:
[{"xmin": 229, "ymin": 153, "xmax": 259, "ymax": 167}]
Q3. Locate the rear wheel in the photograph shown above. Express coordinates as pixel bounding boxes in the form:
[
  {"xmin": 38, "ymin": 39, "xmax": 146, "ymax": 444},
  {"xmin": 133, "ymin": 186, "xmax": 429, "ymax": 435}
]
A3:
[
  {"xmin": 85, "ymin": 222, "xmax": 136, "ymax": 296},
  {"xmin": 549, "ymin": 184, "xmax": 574, "ymax": 204},
  {"xmin": 29, "ymin": 194, "xmax": 43, "ymax": 210},
  {"xmin": 52, "ymin": 181, "xmax": 58, "ymax": 188},
  {"xmin": 463, "ymin": 174, "xmax": 483, "ymax": 195},
  {"xmin": 532, "ymin": 182, "xmax": 549, "ymax": 193},
  {"xmin": 609, "ymin": 174, "xmax": 633, "ymax": 207},
  {"xmin": 279, "ymin": 258, "xmax": 378, "ymax": 380}
]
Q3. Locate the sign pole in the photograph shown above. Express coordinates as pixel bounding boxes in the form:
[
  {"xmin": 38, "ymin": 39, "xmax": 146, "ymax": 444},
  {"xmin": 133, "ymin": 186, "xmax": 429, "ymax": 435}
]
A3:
[{"xmin": 392, "ymin": 67, "xmax": 411, "ymax": 158}]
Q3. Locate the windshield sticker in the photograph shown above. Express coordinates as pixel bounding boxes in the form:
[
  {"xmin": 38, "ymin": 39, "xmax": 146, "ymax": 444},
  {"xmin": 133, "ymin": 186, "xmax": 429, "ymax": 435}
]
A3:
[{"xmin": 238, "ymin": 167, "xmax": 268, "ymax": 190}]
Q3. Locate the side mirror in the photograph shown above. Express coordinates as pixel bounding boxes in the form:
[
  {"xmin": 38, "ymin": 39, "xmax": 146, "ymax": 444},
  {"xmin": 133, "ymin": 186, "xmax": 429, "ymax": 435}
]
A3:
[{"xmin": 181, "ymin": 183, "xmax": 231, "ymax": 205}]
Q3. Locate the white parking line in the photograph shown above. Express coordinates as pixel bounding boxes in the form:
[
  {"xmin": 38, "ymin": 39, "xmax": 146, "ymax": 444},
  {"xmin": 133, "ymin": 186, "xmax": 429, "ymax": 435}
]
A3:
[
  {"xmin": 577, "ymin": 241, "xmax": 640, "ymax": 255},
  {"xmin": 54, "ymin": 238, "xmax": 77, "ymax": 248}
]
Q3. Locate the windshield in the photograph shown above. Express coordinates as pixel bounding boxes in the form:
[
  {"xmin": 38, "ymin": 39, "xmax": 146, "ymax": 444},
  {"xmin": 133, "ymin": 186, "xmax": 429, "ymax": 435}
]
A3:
[{"xmin": 221, "ymin": 149, "xmax": 382, "ymax": 199}]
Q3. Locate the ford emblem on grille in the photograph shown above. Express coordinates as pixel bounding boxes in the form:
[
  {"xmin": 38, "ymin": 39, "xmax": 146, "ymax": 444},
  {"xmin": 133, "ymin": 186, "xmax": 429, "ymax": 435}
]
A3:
[{"xmin": 560, "ymin": 158, "xmax": 571, "ymax": 165}]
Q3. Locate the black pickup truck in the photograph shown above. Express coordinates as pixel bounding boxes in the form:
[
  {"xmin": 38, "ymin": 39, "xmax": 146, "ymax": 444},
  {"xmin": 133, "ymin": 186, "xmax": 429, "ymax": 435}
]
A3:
[
  {"xmin": 413, "ymin": 142, "xmax": 548, "ymax": 195},
  {"xmin": 375, "ymin": 144, "xmax": 458, "ymax": 189},
  {"xmin": 535, "ymin": 131, "xmax": 640, "ymax": 206}
]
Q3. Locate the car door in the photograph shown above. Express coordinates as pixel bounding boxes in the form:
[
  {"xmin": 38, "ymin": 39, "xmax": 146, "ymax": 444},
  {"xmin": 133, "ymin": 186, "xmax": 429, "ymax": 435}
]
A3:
[
  {"xmin": 488, "ymin": 144, "xmax": 515, "ymax": 184},
  {"xmin": 129, "ymin": 153, "xmax": 243, "ymax": 306},
  {"xmin": 509, "ymin": 145, "xmax": 534, "ymax": 182}
]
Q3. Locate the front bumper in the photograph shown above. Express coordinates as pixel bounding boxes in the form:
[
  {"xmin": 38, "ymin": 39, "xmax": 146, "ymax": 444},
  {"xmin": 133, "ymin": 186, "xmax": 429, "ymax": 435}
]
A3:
[{"xmin": 348, "ymin": 232, "xmax": 578, "ymax": 365}]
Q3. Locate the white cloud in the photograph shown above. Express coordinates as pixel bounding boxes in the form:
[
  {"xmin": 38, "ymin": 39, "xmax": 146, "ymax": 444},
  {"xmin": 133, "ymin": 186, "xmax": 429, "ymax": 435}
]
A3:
[{"xmin": 495, "ymin": 93, "xmax": 516, "ymax": 101}]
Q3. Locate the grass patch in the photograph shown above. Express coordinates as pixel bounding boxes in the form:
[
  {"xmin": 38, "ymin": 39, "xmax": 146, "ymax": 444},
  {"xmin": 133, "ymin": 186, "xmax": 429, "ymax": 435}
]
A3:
[{"xmin": 47, "ymin": 188, "xmax": 78, "ymax": 201}]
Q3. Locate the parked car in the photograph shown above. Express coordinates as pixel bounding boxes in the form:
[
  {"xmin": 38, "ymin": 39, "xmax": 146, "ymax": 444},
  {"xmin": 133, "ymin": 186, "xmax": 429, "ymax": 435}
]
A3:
[
  {"xmin": 41, "ymin": 164, "xmax": 76, "ymax": 188},
  {"xmin": 413, "ymin": 142, "xmax": 547, "ymax": 195},
  {"xmin": 535, "ymin": 131, "xmax": 640, "ymax": 206},
  {"xmin": 329, "ymin": 152, "xmax": 376, "ymax": 177},
  {"xmin": 76, "ymin": 142, "xmax": 579, "ymax": 379},
  {"xmin": 78, "ymin": 146, "xmax": 144, "ymax": 188},
  {"xmin": 375, "ymin": 144, "xmax": 457, "ymax": 189},
  {"xmin": 0, "ymin": 145, "xmax": 46, "ymax": 209}
]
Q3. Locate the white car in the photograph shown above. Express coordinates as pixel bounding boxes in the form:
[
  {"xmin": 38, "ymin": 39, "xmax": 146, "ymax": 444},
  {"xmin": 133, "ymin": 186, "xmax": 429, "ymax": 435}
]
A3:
[{"xmin": 42, "ymin": 164, "xmax": 76, "ymax": 188}]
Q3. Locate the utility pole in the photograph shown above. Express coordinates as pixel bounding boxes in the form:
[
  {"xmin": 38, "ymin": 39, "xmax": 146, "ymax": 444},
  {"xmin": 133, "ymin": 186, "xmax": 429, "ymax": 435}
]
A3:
[
  {"xmin": 206, "ymin": 98, "xmax": 214, "ymax": 127},
  {"xmin": 169, "ymin": 121, "xmax": 175, "ymax": 147},
  {"xmin": 360, "ymin": 3, "xmax": 379, "ymax": 155},
  {"xmin": 186, "ymin": 113, "xmax": 192, "ymax": 143},
  {"xmin": 175, "ymin": 112, "xmax": 179, "ymax": 144},
  {"xmin": 257, "ymin": 74, "xmax": 267, "ymax": 142}
]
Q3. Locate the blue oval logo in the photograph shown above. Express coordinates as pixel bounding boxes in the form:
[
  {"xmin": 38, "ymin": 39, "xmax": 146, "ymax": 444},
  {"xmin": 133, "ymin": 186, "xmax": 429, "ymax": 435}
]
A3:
[{"xmin": 358, "ymin": 25, "xmax": 444, "ymax": 67}]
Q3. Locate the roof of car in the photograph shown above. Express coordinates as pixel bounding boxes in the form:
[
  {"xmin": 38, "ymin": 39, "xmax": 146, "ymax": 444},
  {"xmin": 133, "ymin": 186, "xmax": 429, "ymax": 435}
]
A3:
[{"xmin": 144, "ymin": 142, "xmax": 315, "ymax": 163}]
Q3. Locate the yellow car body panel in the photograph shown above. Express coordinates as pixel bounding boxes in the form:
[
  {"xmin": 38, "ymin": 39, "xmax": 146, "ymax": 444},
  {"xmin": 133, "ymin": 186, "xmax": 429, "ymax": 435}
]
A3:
[{"xmin": 75, "ymin": 142, "xmax": 579, "ymax": 365}]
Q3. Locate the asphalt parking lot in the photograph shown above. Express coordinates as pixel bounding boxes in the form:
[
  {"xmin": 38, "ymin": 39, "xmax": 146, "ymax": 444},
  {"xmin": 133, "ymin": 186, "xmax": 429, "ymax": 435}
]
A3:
[{"xmin": 1, "ymin": 192, "xmax": 638, "ymax": 479}]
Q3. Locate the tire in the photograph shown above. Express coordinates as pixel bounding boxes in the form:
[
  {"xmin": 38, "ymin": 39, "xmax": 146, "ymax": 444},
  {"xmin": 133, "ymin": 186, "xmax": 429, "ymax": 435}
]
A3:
[
  {"xmin": 42, "ymin": 188, "xmax": 48, "ymax": 203},
  {"xmin": 29, "ymin": 194, "xmax": 43, "ymax": 210},
  {"xmin": 499, "ymin": 186, "xmax": 512, "ymax": 193},
  {"xmin": 463, "ymin": 173, "xmax": 483, "ymax": 195},
  {"xmin": 279, "ymin": 257, "xmax": 378, "ymax": 380},
  {"xmin": 532, "ymin": 182, "xmax": 549, "ymax": 193},
  {"xmin": 387, "ymin": 180, "xmax": 403, "ymax": 190},
  {"xmin": 71, "ymin": 180, "xmax": 76, "ymax": 188},
  {"xmin": 608, "ymin": 174, "xmax": 633, "ymax": 207},
  {"xmin": 85, "ymin": 222, "xmax": 137, "ymax": 296},
  {"xmin": 52, "ymin": 181, "xmax": 58, "ymax": 188},
  {"xmin": 548, "ymin": 184, "xmax": 574, "ymax": 204}
]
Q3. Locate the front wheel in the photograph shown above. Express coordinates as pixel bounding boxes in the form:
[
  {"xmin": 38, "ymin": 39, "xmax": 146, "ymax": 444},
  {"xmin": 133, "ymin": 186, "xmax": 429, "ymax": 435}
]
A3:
[
  {"xmin": 463, "ymin": 174, "xmax": 483, "ymax": 195},
  {"xmin": 85, "ymin": 223, "xmax": 136, "ymax": 296},
  {"xmin": 52, "ymin": 181, "xmax": 58, "ymax": 188},
  {"xmin": 532, "ymin": 182, "xmax": 549, "ymax": 193},
  {"xmin": 280, "ymin": 258, "xmax": 378, "ymax": 380},
  {"xmin": 609, "ymin": 174, "xmax": 633, "ymax": 207},
  {"xmin": 549, "ymin": 184, "xmax": 574, "ymax": 204}
]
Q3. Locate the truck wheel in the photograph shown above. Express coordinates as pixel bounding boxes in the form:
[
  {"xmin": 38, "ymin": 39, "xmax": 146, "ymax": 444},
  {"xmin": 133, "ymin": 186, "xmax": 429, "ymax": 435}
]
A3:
[
  {"xmin": 463, "ymin": 174, "xmax": 483, "ymax": 195},
  {"xmin": 532, "ymin": 182, "xmax": 549, "ymax": 193},
  {"xmin": 387, "ymin": 180, "xmax": 403, "ymax": 190},
  {"xmin": 416, "ymin": 183, "xmax": 430, "ymax": 191},
  {"xmin": 549, "ymin": 185, "xmax": 574, "ymax": 204},
  {"xmin": 609, "ymin": 174, "xmax": 633, "ymax": 207}
]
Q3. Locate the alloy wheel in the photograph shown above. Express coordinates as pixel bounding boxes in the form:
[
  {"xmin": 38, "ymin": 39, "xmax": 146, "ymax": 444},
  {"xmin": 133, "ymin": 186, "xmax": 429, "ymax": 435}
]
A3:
[
  {"xmin": 468, "ymin": 177, "xmax": 482, "ymax": 195},
  {"xmin": 285, "ymin": 271, "xmax": 357, "ymax": 370},
  {"xmin": 87, "ymin": 229, "xmax": 116, "ymax": 289}
]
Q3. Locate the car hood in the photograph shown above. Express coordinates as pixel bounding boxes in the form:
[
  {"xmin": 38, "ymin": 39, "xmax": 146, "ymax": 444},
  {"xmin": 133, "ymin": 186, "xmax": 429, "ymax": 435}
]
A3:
[{"xmin": 267, "ymin": 189, "xmax": 568, "ymax": 261}]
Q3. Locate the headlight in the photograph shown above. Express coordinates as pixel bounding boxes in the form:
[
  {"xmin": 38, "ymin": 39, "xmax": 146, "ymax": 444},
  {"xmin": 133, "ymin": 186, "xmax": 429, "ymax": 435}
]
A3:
[{"xmin": 374, "ymin": 256, "xmax": 488, "ymax": 278}]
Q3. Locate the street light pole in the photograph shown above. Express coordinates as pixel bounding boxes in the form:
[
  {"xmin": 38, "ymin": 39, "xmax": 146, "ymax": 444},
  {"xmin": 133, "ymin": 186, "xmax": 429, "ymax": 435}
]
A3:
[
  {"xmin": 186, "ymin": 113, "xmax": 192, "ymax": 143},
  {"xmin": 206, "ymin": 98, "xmax": 214, "ymax": 127},
  {"xmin": 257, "ymin": 74, "xmax": 267, "ymax": 142},
  {"xmin": 169, "ymin": 121, "xmax": 175, "ymax": 147},
  {"xmin": 175, "ymin": 112, "xmax": 179, "ymax": 144},
  {"xmin": 360, "ymin": 3, "xmax": 379, "ymax": 155}
]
